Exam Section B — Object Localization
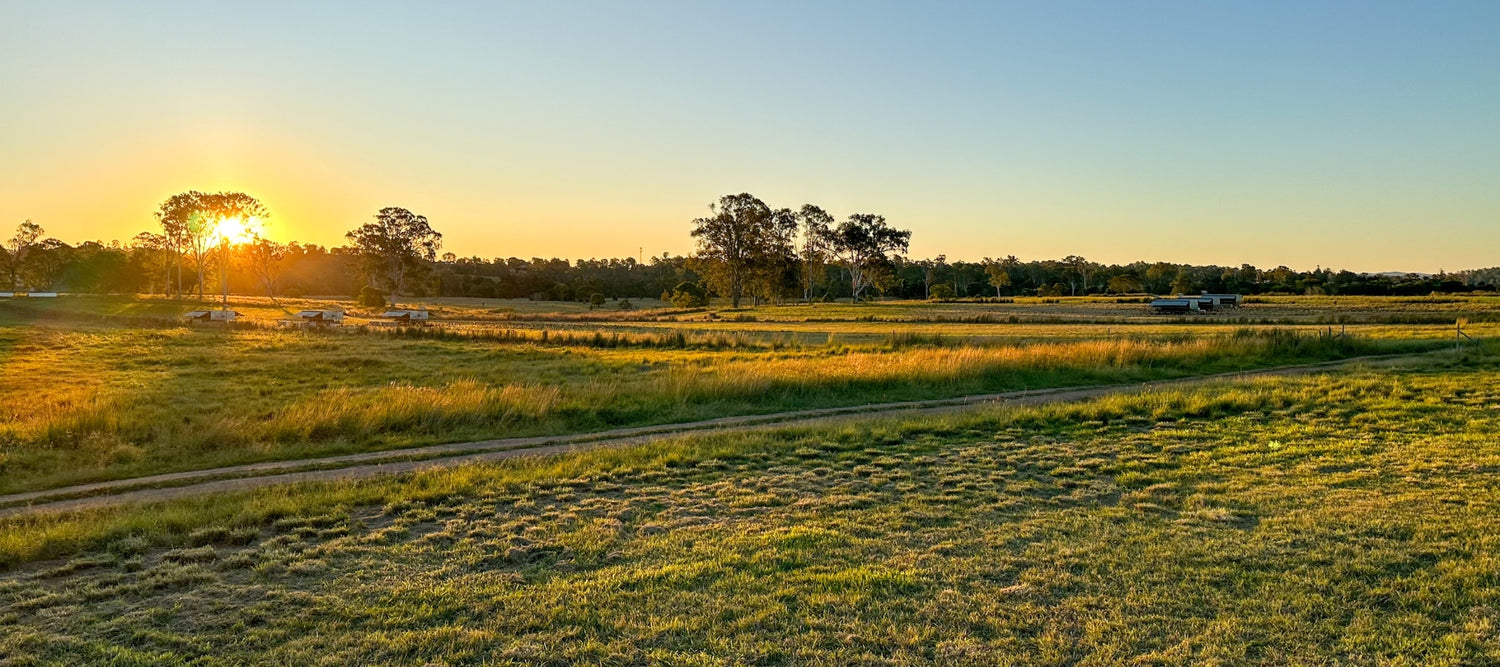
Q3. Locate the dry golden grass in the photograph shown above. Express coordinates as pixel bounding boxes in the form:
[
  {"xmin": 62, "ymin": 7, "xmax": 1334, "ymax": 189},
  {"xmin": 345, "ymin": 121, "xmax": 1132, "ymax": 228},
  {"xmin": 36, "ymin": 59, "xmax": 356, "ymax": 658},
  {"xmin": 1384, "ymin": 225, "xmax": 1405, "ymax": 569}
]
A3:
[
  {"xmin": 269, "ymin": 380, "xmax": 563, "ymax": 441},
  {"xmin": 0, "ymin": 313, "xmax": 1423, "ymax": 495}
]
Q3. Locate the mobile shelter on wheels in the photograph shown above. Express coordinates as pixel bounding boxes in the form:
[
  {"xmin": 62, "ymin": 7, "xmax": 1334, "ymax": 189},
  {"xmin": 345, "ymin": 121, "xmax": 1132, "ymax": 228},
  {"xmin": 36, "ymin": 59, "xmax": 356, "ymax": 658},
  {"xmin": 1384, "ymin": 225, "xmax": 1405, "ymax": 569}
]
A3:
[
  {"xmin": 286, "ymin": 310, "xmax": 345, "ymax": 327},
  {"xmin": 185, "ymin": 310, "xmax": 240, "ymax": 323},
  {"xmin": 1150, "ymin": 298, "xmax": 1201, "ymax": 314}
]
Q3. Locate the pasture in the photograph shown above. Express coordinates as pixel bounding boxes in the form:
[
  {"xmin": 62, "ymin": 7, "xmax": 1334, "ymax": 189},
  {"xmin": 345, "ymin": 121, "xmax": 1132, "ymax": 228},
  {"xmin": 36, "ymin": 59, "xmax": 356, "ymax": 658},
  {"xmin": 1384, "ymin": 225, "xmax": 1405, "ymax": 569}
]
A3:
[
  {"xmin": 1, "ymin": 294, "xmax": 1497, "ymax": 664},
  {"xmin": 0, "ymin": 295, "xmax": 1455, "ymax": 495},
  {"xmin": 1, "ymin": 356, "xmax": 1498, "ymax": 663}
]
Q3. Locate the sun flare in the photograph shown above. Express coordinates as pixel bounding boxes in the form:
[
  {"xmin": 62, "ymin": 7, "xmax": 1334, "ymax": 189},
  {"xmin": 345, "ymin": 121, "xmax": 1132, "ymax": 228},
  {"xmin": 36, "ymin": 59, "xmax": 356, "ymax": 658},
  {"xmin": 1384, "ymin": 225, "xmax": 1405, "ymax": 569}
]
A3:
[{"xmin": 215, "ymin": 216, "xmax": 259, "ymax": 244}]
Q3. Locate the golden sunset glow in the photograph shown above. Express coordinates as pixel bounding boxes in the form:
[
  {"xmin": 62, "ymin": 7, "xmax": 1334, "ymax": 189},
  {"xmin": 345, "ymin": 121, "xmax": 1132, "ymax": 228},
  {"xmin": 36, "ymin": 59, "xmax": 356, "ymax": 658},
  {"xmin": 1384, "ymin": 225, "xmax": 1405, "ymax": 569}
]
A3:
[
  {"xmin": 4, "ymin": 5, "xmax": 1497, "ymax": 272},
  {"xmin": 215, "ymin": 216, "xmax": 259, "ymax": 245}
]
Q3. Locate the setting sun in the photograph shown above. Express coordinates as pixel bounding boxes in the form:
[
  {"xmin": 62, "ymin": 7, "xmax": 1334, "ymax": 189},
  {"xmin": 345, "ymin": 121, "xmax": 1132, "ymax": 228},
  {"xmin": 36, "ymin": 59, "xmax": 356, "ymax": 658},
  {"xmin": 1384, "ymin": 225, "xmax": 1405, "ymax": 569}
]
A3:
[{"xmin": 215, "ymin": 216, "xmax": 259, "ymax": 244}]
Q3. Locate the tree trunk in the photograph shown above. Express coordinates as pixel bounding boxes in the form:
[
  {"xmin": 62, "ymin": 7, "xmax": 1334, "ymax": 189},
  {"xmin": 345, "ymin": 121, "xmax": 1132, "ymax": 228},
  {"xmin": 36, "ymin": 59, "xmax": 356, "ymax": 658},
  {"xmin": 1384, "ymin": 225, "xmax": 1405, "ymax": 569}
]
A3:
[{"xmin": 730, "ymin": 265, "xmax": 741, "ymax": 308}]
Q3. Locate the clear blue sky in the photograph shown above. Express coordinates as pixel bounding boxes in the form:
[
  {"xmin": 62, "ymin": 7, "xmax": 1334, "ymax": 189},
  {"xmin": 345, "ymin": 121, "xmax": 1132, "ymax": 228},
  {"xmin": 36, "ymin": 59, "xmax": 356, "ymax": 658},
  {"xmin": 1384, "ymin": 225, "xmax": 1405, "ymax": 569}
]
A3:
[{"xmin": 2, "ymin": 1, "xmax": 1497, "ymax": 271}]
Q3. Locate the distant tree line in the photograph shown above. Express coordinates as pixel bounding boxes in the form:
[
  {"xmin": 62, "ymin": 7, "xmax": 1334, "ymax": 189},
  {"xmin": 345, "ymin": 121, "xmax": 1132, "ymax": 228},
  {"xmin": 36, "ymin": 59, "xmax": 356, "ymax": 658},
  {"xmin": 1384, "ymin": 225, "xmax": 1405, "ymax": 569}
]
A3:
[{"xmin": 5, "ymin": 191, "xmax": 1498, "ymax": 303}]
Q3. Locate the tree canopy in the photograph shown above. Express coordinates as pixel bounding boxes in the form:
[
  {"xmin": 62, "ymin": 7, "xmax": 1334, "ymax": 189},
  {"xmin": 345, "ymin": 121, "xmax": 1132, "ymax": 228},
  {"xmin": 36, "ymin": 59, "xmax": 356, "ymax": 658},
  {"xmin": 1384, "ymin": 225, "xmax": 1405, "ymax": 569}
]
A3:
[
  {"xmin": 687, "ymin": 193, "xmax": 785, "ymax": 308},
  {"xmin": 2, "ymin": 220, "xmax": 48, "ymax": 290},
  {"xmin": 154, "ymin": 191, "xmax": 268, "ymax": 300},
  {"xmin": 820, "ymin": 214, "xmax": 912, "ymax": 300},
  {"xmin": 345, "ymin": 207, "xmax": 443, "ymax": 307}
]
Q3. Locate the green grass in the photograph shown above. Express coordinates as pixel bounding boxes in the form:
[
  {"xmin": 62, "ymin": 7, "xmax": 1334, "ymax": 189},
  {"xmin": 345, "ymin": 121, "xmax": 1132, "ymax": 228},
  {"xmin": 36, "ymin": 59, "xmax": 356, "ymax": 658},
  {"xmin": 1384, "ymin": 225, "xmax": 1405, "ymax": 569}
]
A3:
[
  {"xmin": 1, "ymin": 356, "xmax": 1497, "ymax": 663},
  {"xmin": 0, "ymin": 308, "xmax": 1434, "ymax": 495}
]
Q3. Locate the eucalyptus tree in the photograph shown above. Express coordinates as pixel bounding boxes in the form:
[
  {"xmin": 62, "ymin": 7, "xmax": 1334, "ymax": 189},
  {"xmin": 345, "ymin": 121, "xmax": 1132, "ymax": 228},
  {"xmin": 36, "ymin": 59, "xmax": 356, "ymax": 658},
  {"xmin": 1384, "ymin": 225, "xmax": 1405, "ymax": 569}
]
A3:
[
  {"xmin": 982, "ymin": 256, "xmax": 1017, "ymax": 297},
  {"xmin": 345, "ymin": 207, "xmax": 442, "ymax": 307},
  {"xmin": 748, "ymin": 207, "xmax": 800, "ymax": 304},
  {"xmin": 688, "ymin": 193, "xmax": 782, "ymax": 308},
  {"xmin": 244, "ymin": 237, "xmax": 287, "ymax": 302},
  {"xmin": 130, "ymin": 231, "xmax": 172, "ymax": 295},
  {"xmin": 3, "ymin": 220, "xmax": 44, "ymax": 290},
  {"xmin": 919, "ymin": 254, "xmax": 948, "ymax": 299},
  {"xmin": 1061, "ymin": 254, "xmax": 1095, "ymax": 296},
  {"xmin": 796, "ymin": 204, "xmax": 834, "ymax": 301},
  {"xmin": 154, "ymin": 191, "xmax": 267, "ymax": 301},
  {"xmin": 202, "ymin": 192, "xmax": 270, "ymax": 306},
  {"xmin": 155, "ymin": 192, "xmax": 203, "ymax": 297},
  {"xmin": 820, "ymin": 214, "xmax": 911, "ymax": 300}
]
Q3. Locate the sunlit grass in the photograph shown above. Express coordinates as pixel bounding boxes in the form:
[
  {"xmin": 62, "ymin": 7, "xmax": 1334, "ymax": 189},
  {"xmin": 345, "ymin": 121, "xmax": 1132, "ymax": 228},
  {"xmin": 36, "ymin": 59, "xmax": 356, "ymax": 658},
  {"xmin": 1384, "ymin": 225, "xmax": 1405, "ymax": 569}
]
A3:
[
  {"xmin": 2, "ymin": 359, "xmax": 1497, "ymax": 662},
  {"xmin": 0, "ymin": 318, "xmax": 1427, "ymax": 495},
  {"xmin": 268, "ymin": 380, "xmax": 563, "ymax": 441}
]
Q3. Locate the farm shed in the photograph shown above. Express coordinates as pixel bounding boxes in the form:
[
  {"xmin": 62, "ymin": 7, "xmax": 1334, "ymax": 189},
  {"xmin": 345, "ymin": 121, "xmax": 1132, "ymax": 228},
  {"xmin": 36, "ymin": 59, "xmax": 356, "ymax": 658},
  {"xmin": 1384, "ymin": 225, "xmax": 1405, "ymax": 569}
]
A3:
[{"xmin": 1201, "ymin": 294, "xmax": 1242, "ymax": 307}]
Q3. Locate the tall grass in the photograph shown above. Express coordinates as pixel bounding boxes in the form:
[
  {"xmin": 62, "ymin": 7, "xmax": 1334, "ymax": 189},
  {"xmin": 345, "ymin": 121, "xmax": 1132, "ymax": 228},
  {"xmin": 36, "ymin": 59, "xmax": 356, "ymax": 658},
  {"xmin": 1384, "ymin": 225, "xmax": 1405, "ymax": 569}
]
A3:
[
  {"xmin": 376, "ymin": 324, "xmax": 787, "ymax": 350},
  {"xmin": 0, "ymin": 323, "xmax": 1437, "ymax": 495},
  {"xmin": 267, "ymin": 380, "xmax": 562, "ymax": 441},
  {"xmin": 650, "ymin": 330, "xmax": 1383, "ymax": 406}
]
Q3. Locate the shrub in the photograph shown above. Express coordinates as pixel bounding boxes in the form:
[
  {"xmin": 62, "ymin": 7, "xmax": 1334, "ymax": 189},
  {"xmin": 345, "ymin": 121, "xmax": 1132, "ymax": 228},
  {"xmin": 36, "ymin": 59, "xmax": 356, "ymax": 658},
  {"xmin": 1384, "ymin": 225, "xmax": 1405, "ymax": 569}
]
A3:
[
  {"xmin": 589, "ymin": 293, "xmax": 606, "ymax": 309},
  {"xmin": 357, "ymin": 286, "xmax": 387, "ymax": 308},
  {"xmin": 929, "ymin": 284, "xmax": 956, "ymax": 301},
  {"xmin": 617, "ymin": 299, "xmax": 634, "ymax": 310},
  {"xmin": 668, "ymin": 282, "xmax": 709, "ymax": 308}
]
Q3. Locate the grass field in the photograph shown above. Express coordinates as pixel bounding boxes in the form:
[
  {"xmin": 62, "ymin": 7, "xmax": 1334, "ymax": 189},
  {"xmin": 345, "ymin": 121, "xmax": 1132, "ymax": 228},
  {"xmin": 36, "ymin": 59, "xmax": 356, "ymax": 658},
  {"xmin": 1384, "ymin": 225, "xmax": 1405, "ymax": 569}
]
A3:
[
  {"xmin": 1, "ymin": 354, "xmax": 1497, "ymax": 663},
  {"xmin": 1, "ymin": 295, "xmax": 1454, "ymax": 496}
]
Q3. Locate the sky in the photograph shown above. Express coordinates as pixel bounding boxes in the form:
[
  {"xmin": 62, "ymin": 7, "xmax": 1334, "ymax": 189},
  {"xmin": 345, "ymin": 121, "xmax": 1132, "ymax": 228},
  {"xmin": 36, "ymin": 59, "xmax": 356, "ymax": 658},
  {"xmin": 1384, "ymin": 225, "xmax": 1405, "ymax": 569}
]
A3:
[{"xmin": 2, "ymin": 1, "xmax": 1497, "ymax": 272}]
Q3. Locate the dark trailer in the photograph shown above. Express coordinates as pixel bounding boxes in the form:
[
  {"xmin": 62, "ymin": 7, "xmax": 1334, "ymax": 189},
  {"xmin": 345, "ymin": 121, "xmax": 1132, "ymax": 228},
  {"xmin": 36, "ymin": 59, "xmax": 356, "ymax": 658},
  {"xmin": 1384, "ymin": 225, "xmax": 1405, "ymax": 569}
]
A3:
[{"xmin": 1150, "ymin": 298, "xmax": 1201, "ymax": 314}]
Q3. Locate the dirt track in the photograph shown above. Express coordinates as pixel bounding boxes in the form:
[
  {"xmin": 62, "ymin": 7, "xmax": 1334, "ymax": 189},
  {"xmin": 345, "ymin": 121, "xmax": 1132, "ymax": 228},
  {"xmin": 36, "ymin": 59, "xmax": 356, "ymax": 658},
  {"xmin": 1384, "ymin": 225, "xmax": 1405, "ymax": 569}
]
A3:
[{"xmin": 0, "ymin": 353, "xmax": 1425, "ymax": 518}]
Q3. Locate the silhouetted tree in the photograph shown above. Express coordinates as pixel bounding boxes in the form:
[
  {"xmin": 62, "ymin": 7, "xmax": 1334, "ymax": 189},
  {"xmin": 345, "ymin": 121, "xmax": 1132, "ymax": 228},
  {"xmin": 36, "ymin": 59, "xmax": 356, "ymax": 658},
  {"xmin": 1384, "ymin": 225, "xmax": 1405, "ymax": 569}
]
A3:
[
  {"xmin": 346, "ymin": 207, "xmax": 442, "ymax": 307},
  {"xmin": 3, "ymin": 220, "xmax": 45, "ymax": 290},
  {"xmin": 155, "ymin": 192, "xmax": 218, "ymax": 299},
  {"xmin": 201, "ymin": 192, "xmax": 269, "ymax": 306},
  {"xmin": 129, "ymin": 232, "xmax": 173, "ymax": 295},
  {"xmin": 154, "ymin": 194, "xmax": 199, "ymax": 297},
  {"xmin": 244, "ymin": 237, "xmax": 287, "ymax": 301}
]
